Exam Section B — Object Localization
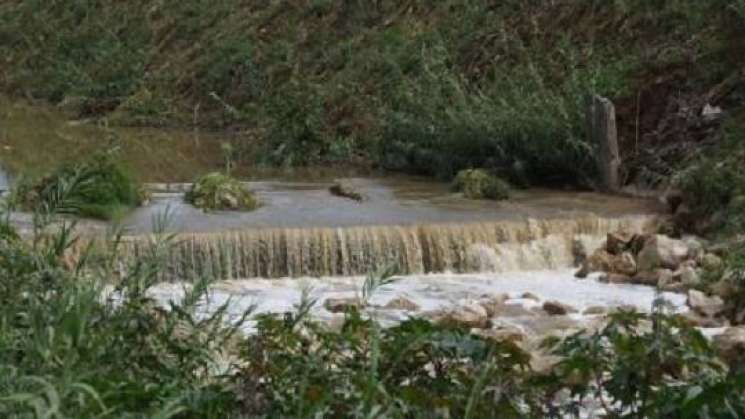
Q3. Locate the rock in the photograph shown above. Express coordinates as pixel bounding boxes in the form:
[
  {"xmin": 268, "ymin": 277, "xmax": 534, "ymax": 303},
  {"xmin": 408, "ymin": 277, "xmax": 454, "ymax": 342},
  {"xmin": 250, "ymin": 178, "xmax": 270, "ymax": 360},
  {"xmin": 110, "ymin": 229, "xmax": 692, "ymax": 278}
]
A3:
[
  {"xmin": 384, "ymin": 297, "xmax": 420, "ymax": 312},
  {"xmin": 674, "ymin": 266, "xmax": 701, "ymax": 288},
  {"xmin": 601, "ymin": 273, "xmax": 632, "ymax": 284},
  {"xmin": 606, "ymin": 231, "xmax": 634, "ymax": 255},
  {"xmin": 679, "ymin": 311, "xmax": 726, "ymax": 328},
  {"xmin": 637, "ymin": 235, "xmax": 690, "ymax": 271},
  {"xmin": 584, "ymin": 249, "xmax": 614, "ymax": 273},
  {"xmin": 521, "ymin": 292, "xmax": 540, "ymax": 302},
  {"xmin": 464, "ymin": 243, "xmax": 499, "ymax": 272},
  {"xmin": 474, "ymin": 322, "xmax": 526, "ymax": 342},
  {"xmin": 682, "ymin": 236, "xmax": 705, "ymax": 260},
  {"xmin": 710, "ymin": 279, "xmax": 736, "ymax": 300},
  {"xmin": 583, "ymin": 306, "xmax": 608, "ymax": 315},
  {"xmin": 611, "ymin": 252, "xmax": 637, "ymax": 276},
  {"xmin": 329, "ymin": 181, "xmax": 367, "ymax": 202},
  {"xmin": 324, "ymin": 297, "xmax": 362, "ymax": 313},
  {"xmin": 714, "ymin": 327, "xmax": 745, "ymax": 365},
  {"xmin": 432, "ymin": 302, "xmax": 490, "ymax": 329},
  {"xmin": 478, "ymin": 294, "xmax": 509, "ymax": 317},
  {"xmin": 673, "ymin": 204, "xmax": 695, "ymax": 233},
  {"xmin": 701, "ymin": 253, "xmax": 723, "ymax": 271},
  {"xmin": 575, "ymin": 265, "xmax": 590, "ymax": 278},
  {"xmin": 490, "ymin": 303, "xmax": 537, "ymax": 318},
  {"xmin": 542, "ymin": 300, "xmax": 578, "ymax": 316},
  {"xmin": 687, "ymin": 289, "xmax": 725, "ymax": 318},
  {"xmin": 632, "ymin": 269, "xmax": 670, "ymax": 287}
]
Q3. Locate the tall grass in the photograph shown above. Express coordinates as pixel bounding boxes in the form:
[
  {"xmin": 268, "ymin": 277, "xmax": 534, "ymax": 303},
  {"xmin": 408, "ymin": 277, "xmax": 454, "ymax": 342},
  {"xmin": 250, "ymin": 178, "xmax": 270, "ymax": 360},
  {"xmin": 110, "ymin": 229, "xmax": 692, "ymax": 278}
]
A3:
[{"xmin": 1, "ymin": 0, "xmax": 738, "ymax": 184}]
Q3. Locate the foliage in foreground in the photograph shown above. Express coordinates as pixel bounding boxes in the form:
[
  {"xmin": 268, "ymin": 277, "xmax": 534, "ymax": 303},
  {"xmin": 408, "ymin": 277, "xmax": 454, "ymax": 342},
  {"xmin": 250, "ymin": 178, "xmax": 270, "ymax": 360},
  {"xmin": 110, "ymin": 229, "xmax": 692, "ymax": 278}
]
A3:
[
  {"xmin": 10, "ymin": 149, "xmax": 143, "ymax": 220},
  {"xmin": 185, "ymin": 172, "xmax": 259, "ymax": 211},
  {"xmin": 1, "ymin": 191, "xmax": 744, "ymax": 417}
]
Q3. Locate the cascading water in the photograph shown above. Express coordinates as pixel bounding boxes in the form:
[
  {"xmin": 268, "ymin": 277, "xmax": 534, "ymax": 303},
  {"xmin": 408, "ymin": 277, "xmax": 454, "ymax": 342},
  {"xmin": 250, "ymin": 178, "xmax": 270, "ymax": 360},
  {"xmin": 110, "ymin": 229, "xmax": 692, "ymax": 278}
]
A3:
[{"xmin": 119, "ymin": 214, "xmax": 657, "ymax": 281}]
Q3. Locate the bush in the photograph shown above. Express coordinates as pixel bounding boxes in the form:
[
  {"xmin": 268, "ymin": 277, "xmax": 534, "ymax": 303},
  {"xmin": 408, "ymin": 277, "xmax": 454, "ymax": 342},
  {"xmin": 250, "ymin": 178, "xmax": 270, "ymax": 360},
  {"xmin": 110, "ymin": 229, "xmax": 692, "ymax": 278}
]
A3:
[
  {"xmin": 677, "ymin": 120, "xmax": 745, "ymax": 235},
  {"xmin": 11, "ymin": 150, "xmax": 142, "ymax": 220},
  {"xmin": 185, "ymin": 172, "xmax": 259, "ymax": 211},
  {"xmin": 452, "ymin": 169, "xmax": 510, "ymax": 200}
]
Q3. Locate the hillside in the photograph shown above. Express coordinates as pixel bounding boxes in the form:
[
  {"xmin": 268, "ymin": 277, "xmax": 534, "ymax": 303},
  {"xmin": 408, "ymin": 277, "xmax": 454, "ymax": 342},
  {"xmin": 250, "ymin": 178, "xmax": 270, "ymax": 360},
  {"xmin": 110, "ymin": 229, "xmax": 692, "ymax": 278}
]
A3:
[{"xmin": 1, "ymin": 1, "xmax": 743, "ymax": 187}]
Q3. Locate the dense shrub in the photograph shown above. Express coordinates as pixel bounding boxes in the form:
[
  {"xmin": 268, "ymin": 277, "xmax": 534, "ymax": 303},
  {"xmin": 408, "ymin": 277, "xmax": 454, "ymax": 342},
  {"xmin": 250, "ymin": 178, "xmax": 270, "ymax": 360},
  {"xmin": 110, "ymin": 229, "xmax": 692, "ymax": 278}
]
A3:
[
  {"xmin": 11, "ymin": 150, "xmax": 142, "ymax": 220},
  {"xmin": 452, "ymin": 169, "xmax": 510, "ymax": 200},
  {"xmin": 677, "ymin": 119, "xmax": 745, "ymax": 235},
  {"xmin": 185, "ymin": 172, "xmax": 259, "ymax": 211}
]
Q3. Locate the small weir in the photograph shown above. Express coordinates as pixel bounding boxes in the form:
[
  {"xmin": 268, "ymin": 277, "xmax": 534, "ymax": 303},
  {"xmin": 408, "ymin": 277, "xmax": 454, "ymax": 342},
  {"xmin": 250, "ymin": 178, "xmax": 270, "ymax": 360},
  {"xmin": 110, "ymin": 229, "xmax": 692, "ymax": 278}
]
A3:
[{"xmin": 119, "ymin": 214, "xmax": 657, "ymax": 280}]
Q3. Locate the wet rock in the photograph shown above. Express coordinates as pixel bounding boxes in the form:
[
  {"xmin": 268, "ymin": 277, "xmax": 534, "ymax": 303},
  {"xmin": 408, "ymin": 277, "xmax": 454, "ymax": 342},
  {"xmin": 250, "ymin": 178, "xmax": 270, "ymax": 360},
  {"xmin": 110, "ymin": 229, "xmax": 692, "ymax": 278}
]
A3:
[
  {"xmin": 580, "ymin": 249, "xmax": 614, "ymax": 275},
  {"xmin": 583, "ymin": 306, "xmax": 608, "ymax": 315},
  {"xmin": 574, "ymin": 265, "xmax": 589, "ymax": 279},
  {"xmin": 491, "ymin": 303, "xmax": 537, "ymax": 318},
  {"xmin": 687, "ymin": 289, "xmax": 725, "ymax": 318},
  {"xmin": 465, "ymin": 243, "xmax": 499, "ymax": 272},
  {"xmin": 637, "ymin": 235, "xmax": 689, "ymax": 271},
  {"xmin": 632, "ymin": 269, "xmax": 667, "ymax": 287},
  {"xmin": 431, "ymin": 302, "xmax": 490, "ymax": 329},
  {"xmin": 324, "ymin": 297, "xmax": 362, "ymax": 313},
  {"xmin": 478, "ymin": 293, "xmax": 510, "ymax": 317},
  {"xmin": 474, "ymin": 322, "xmax": 526, "ymax": 342},
  {"xmin": 611, "ymin": 252, "xmax": 637, "ymax": 276},
  {"xmin": 329, "ymin": 180, "xmax": 367, "ymax": 202},
  {"xmin": 384, "ymin": 297, "xmax": 420, "ymax": 312},
  {"xmin": 521, "ymin": 292, "xmax": 541, "ymax": 302},
  {"xmin": 601, "ymin": 273, "xmax": 632, "ymax": 284},
  {"xmin": 714, "ymin": 327, "xmax": 745, "ymax": 365},
  {"xmin": 606, "ymin": 231, "xmax": 634, "ymax": 255},
  {"xmin": 542, "ymin": 300, "xmax": 578, "ymax": 316}
]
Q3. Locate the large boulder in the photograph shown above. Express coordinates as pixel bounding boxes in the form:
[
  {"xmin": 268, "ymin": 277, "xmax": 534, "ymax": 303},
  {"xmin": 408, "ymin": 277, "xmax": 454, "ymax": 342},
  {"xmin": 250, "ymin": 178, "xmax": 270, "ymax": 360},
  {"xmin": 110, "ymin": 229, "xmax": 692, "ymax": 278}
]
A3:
[
  {"xmin": 611, "ymin": 252, "xmax": 637, "ymax": 276},
  {"xmin": 686, "ymin": 289, "xmax": 725, "ymax": 318},
  {"xmin": 636, "ymin": 235, "xmax": 690, "ymax": 271}
]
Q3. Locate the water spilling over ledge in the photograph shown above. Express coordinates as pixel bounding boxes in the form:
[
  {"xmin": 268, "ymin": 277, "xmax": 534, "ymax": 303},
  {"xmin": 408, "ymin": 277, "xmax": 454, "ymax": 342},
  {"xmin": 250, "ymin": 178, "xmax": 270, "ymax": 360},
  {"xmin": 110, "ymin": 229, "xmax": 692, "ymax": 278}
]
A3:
[{"xmin": 111, "ymin": 178, "xmax": 664, "ymax": 280}]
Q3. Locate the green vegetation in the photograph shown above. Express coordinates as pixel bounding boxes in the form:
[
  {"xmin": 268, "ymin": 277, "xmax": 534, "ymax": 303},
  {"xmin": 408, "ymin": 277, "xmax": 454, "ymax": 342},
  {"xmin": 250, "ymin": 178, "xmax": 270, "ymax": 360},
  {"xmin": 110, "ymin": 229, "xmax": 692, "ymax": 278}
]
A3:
[
  {"xmin": 185, "ymin": 172, "xmax": 259, "ymax": 211},
  {"xmin": 678, "ymin": 116, "xmax": 745, "ymax": 236},
  {"xmin": 11, "ymin": 149, "xmax": 142, "ymax": 220},
  {"xmin": 1, "ymin": 1, "xmax": 742, "ymax": 183},
  {"xmin": 1, "ymin": 192, "xmax": 743, "ymax": 416},
  {"xmin": 452, "ymin": 169, "xmax": 510, "ymax": 201}
]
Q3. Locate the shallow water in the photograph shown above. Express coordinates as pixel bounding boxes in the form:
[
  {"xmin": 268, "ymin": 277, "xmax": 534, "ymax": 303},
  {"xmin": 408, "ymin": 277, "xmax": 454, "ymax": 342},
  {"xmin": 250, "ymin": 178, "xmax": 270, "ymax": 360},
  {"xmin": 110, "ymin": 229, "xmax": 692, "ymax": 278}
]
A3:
[
  {"xmin": 141, "ymin": 271, "xmax": 687, "ymax": 335},
  {"xmin": 123, "ymin": 178, "xmax": 663, "ymax": 233}
]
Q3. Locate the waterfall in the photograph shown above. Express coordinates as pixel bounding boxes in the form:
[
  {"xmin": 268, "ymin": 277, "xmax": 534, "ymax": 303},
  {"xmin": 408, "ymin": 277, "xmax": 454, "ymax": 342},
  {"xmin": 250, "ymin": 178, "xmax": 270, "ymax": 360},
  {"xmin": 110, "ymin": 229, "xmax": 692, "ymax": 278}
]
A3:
[{"xmin": 118, "ymin": 214, "xmax": 658, "ymax": 280}]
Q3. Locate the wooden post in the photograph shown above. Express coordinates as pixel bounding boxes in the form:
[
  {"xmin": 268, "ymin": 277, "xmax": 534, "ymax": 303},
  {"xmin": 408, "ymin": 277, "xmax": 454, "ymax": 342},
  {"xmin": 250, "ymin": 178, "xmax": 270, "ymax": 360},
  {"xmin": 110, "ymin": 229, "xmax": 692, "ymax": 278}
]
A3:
[{"xmin": 586, "ymin": 95, "xmax": 620, "ymax": 192}]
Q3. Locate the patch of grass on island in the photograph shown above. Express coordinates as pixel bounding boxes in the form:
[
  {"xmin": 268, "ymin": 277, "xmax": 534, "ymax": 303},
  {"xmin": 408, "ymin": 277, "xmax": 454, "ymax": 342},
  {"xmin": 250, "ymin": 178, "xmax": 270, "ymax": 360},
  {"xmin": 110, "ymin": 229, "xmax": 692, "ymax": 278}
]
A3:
[
  {"xmin": 185, "ymin": 172, "xmax": 259, "ymax": 211},
  {"xmin": 452, "ymin": 169, "xmax": 510, "ymax": 200}
]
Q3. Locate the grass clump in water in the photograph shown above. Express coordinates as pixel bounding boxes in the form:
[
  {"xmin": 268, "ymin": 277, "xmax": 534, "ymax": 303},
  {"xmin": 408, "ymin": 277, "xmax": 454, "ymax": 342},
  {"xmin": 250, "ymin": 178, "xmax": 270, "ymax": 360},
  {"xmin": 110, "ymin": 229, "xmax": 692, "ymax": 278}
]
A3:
[
  {"xmin": 11, "ymin": 149, "xmax": 143, "ymax": 220},
  {"xmin": 185, "ymin": 172, "xmax": 258, "ymax": 211},
  {"xmin": 452, "ymin": 169, "xmax": 510, "ymax": 200}
]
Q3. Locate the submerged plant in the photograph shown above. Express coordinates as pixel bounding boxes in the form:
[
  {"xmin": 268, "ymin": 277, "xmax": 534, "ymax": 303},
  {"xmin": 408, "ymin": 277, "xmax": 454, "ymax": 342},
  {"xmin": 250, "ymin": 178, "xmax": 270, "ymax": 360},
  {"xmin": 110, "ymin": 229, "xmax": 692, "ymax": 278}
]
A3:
[
  {"xmin": 185, "ymin": 172, "xmax": 259, "ymax": 211},
  {"xmin": 452, "ymin": 169, "xmax": 510, "ymax": 200}
]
